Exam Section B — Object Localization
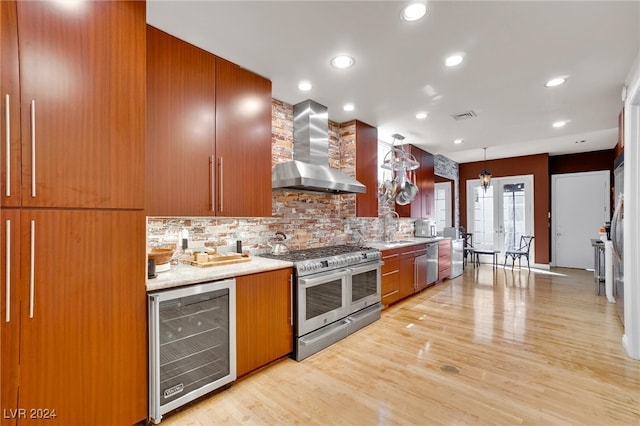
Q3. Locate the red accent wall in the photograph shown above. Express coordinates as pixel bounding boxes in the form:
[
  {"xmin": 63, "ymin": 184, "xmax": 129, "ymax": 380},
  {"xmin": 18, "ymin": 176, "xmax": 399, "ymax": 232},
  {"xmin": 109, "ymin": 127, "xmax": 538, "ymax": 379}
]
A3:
[
  {"xmin": 459, "ymin": 153, "xmax": 550, "ymax": 264},
  {"xmin": 549, "ymin": 149, "xmax": 615, "ymax": 175}
]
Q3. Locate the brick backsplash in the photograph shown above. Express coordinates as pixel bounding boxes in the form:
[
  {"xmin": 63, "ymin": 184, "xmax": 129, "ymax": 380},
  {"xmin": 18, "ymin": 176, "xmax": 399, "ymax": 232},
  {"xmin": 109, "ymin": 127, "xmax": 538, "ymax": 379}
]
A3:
[{"xmin": 147, "ymin": 99, "xmax": 433, "ymax": 253}]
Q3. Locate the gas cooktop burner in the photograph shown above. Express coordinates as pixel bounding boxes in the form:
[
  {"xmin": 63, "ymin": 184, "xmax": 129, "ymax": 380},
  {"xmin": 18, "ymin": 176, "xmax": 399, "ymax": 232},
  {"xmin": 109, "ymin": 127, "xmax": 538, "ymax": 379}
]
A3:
[
  {"xmin": 260, "ymin": 245, "xmax": 382, "ymax": 275},
  {"xmin": 261, "ymin": 245, "xmax": 370, "ymax": 261}
]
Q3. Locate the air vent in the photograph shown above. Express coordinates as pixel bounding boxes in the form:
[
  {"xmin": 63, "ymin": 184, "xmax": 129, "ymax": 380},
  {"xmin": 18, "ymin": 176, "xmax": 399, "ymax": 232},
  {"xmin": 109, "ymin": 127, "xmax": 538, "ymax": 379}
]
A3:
[{"xmin": 451, "ymin": 110, "xmax": 477, "ymax": 121}]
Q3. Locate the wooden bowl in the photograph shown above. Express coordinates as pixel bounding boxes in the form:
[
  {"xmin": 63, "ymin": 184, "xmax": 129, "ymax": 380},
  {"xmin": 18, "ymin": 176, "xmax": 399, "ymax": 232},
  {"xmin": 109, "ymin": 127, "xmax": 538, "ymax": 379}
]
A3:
[{"xmin": 148, "ymin": 248, "xmax": 175, "ymax": 265}]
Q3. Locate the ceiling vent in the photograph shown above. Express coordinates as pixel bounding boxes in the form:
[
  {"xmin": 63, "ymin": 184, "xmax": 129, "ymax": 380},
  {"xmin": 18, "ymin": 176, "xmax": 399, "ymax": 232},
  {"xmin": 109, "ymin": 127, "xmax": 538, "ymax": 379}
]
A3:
[{"xmin": 451, "ymin": 110, "xmax": 477, "ymax": 121}]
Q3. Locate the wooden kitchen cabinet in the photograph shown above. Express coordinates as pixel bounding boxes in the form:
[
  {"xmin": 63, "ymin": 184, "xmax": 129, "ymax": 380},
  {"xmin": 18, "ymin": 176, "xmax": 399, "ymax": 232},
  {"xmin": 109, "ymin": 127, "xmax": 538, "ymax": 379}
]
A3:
[
  {"xmin": 1, "ymin": 0, "xmax": 145, "ymax": 209},
  {"xmin": 0, "ymin": 0, "xmax": 21, "ymax": 208},
  {"xmin": 1, "ymin": 2, "xmax": 147, "ymax": 424},
  {"xmin": 145, "ymin": 40, "xmax": 272, "ymax": 217},
  {"xmin": 438, "ymin": 239, "xmax": 452, "ymax": 282},
  {"xmin": 236, "ymin": 268, "xmax": 293, "ymax": 377},
  {"xmin": 381, "ymin": 248, "xmax": 401, "ymax": 307},
  {"xmin": 398, "ymin": 246, "xmax": 418, "ymax": 299},
  {"xmin": 354, "ymin": 120, "xmax": 379, "ymax": 217},
  {"xmin": 1, "ymin": 210, "xmax": 147, "ymax": 425},
  {"xmin": 146, "ymin": 26, "xmax": 217, "ymax": 216},
  {"xmin": 396, "ymin": 145, "xmax": 435, "ymax": 219},
  {"xmin": 215, "ymin": 58, "xmax": 273, "ymax": 217}
]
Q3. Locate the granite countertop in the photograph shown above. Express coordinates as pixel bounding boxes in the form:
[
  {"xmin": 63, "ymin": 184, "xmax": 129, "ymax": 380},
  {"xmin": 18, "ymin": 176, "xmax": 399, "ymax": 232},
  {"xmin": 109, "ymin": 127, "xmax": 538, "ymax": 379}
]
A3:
[
  {"xmin": 366, "ymin": 236, "xmax": 447, "ymax": 250},
  {"xmin": 147, "ymin": 256, "xmax": 294, "ymax": 292}
]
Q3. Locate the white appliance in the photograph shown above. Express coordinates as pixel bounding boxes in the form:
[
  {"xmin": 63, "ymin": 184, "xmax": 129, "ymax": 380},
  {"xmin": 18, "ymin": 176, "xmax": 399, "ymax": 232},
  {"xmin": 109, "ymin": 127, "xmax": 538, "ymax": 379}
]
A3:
[
  {"xmin": 449, "ymin": 239, "xmax": 464, "ymax": 278},
  {"xmin": 148, "ymin": 279, "xmax": 236, "ymax": 424}
]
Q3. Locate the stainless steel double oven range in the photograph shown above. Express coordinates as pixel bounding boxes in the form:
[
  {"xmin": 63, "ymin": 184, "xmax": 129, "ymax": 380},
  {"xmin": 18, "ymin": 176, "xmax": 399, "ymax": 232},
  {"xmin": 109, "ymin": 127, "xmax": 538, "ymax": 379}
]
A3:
[{"xmin": 262, "ymin": 245, "xmax": 383, "ymax": 360}]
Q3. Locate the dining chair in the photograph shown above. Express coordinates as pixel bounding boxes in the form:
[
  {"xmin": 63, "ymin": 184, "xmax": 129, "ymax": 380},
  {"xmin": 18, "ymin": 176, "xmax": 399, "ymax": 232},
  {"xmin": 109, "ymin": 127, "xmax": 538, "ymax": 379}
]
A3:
[
  {"xmin": 460, "ymin": 230, "xmax": 474, "ymax": 267},
  {"xmin": 503, "ymin": 236, "xmax": 534, "ymax": 270}
]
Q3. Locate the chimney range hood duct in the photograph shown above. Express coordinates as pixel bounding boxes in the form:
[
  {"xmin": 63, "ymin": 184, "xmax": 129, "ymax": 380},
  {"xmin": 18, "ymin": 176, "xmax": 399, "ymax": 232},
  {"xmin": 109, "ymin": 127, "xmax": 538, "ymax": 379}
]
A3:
[{"xmin": 272, "ymin": 99, "xmax": 366, "ymax": 194}]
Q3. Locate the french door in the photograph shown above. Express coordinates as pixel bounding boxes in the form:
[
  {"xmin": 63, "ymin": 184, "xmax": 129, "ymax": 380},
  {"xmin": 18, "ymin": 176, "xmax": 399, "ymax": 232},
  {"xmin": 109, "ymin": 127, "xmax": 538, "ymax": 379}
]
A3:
[{"xmin": 466, "ymin": 175, "xmax": 534, "ymax": 264}]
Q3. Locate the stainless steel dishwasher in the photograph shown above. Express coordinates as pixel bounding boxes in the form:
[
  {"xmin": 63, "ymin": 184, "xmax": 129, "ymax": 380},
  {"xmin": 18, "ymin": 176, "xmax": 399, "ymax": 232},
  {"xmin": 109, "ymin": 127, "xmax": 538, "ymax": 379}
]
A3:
[
  {"xmin": 148, "ymin": 279, "xmax": 236, "ymax": 424},
  {"xmin": 426, "ymin": 243, "xmax": 439, "ymax": 286}
]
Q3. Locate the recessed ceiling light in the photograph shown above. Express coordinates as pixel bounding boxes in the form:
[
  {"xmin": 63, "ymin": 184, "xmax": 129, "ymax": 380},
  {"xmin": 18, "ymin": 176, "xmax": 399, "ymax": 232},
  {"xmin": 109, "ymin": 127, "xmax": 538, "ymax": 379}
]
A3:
[
  {"xmin": 343, "ymin": 103, "xmax": 355, "ymax": 112},
  {"xmin": 453, "ymin": 138, "xmax": 463, "ymax": 144},
  {"xmin": 330, "ymin": 55, "xmax": 355, "ymax": 69},
  {"xmin": 445, "ymin": 54, "xmax": 464, "ymax": 67},
  {"xmin": 552, "ymin": 120, "xmax": 568, "ymax": 128},
  {"xmin": 402, "ymin": 3, "xmax": 427, "ymax": 21},
  {"xmin": 416, "ymin": 112, "xmax": 428, "ymax": 119},
  {"xmin": 298, "ymin": 81, "xmax": 312, "ymax": 91},
  {"xmin": 545, "ymin": 77, "xmax": 567, "ymax": 87}
]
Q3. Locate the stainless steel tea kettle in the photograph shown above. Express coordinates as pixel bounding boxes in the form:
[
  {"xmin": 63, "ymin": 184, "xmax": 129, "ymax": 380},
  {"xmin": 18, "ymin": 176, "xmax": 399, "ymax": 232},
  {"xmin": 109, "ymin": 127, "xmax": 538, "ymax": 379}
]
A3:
[{"xmin": 268, "ymin": 231, "xmax": 289, "ymax": 255}]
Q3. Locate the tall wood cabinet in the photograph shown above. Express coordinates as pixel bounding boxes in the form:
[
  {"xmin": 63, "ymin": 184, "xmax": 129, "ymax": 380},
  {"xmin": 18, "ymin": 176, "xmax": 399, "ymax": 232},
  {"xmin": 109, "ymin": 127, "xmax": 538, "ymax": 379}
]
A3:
[
  {"xmin": 397, "ymin": 145, "xmax": 435, "ymax": 219},
  {"xmin": 354, "ymin": 120, "xmax": 379, "ymax": 217},
  {"xmin": 1, "ymin": 1, "xmax": 147, "ymax": 424},
  {"xmin": 1, "ymin": 1, "xmax": 144, "ymax": 209},
  {"xmin": 145, "ymin": 30, "xmax": 273, "ymax": 217},
  {"xmin": 236, "ymin": 268, "xmax": 293, "ymax": 377}
]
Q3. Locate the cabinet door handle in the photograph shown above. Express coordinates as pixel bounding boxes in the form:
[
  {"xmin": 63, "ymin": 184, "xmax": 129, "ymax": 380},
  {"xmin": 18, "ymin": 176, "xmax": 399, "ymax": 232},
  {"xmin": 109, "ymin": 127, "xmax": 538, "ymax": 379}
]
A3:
[
  {"xmin": 5, "ymin": 220, "xmax": 10, "ymax": 323},
  {"xmin": 210, "ymin": 155, "xmax": 215, "ymax": 212},
  {"xmin": 29, "ymin": 220, "xmax": 35, "ymax": 318},
  {"xmin": 218, "ymin": 156, "xmax": 224, "ymax": 212},
  {"xmin": 289, "ymin": 274, "xmax": 293, "ymax": 326},
  {"xmin": 4, "ymin": 95, "xmax": 10, "ymax": 197},
  {"xmin": 30, "ymin": 100, "xmax": 36, "ymax": 198}
]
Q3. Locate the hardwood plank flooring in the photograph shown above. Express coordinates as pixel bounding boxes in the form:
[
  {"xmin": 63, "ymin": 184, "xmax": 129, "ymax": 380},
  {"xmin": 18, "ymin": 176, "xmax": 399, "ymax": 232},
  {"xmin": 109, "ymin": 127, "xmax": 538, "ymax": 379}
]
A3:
[{"xmin": 159, "ymin": 266, "xmax": 639, "ymax": 425}]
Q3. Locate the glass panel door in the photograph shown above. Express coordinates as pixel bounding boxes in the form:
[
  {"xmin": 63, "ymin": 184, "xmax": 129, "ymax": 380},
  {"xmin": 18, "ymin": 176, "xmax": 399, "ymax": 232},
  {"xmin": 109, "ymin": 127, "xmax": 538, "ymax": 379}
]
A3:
[
  {"xmin": 434, "ymin": 182, "xmax": 452, "ymax": 231},
  {"xmin": 467, "ymin": 175, "xmax": 534, "ymax": 264}
]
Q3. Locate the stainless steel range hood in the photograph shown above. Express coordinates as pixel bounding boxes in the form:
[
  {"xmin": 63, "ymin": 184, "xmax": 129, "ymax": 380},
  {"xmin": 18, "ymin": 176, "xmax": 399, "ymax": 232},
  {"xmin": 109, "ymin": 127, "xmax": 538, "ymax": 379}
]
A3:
[{"xmin": 272, "ymin": 100, "xmax": 366, "ymax": 194}]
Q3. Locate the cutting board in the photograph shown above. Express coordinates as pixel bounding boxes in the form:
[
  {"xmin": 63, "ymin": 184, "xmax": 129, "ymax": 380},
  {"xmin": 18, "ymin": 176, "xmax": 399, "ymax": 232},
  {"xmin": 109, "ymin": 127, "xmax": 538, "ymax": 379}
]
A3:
[{"xmin": 188, "ymin": 253, "xmax": 251, "ymax": 268}]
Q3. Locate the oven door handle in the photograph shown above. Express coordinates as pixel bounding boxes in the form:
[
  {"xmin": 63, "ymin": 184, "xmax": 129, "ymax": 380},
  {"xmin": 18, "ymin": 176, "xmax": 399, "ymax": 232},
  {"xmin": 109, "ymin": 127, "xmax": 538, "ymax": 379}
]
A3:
[
  {"xmin": 348, "ymin": 261, "xmax": 383, "ymax": 275},
  {"xmin": 299, "ymin": 269, "xmax": 349, "ymax": 287}
]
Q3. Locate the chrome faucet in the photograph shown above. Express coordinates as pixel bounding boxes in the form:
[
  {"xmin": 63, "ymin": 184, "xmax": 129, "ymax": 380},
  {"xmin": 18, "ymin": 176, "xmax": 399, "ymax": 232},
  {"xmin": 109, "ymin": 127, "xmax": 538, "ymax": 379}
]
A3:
[
  {"xmin": 353, "ymin": 229, "xmax": 367, "ymax": 245},
  {"xmin": 383, "ymin": 210, "xmax": 400, "ymax": 242}
]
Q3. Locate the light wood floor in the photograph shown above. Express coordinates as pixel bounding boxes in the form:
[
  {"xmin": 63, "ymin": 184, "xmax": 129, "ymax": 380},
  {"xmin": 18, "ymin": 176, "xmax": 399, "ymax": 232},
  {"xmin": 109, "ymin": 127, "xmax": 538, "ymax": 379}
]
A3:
[{"xmin": 160, "ymin": 266, "xmax": 640, "ymax": 425}]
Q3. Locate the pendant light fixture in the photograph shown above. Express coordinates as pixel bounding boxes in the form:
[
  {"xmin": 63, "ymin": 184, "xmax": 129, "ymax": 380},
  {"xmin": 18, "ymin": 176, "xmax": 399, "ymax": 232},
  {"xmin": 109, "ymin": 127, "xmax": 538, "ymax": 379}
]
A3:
[{"xmin": 479, "ymin": 147, "xmax": 492, "ymax": 192}]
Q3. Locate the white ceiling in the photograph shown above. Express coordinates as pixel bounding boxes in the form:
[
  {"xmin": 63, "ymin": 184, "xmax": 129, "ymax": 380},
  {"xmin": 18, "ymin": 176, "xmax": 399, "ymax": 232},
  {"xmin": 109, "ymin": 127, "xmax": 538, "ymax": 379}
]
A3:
[{"xmin": 147, "ymin": 0, "xmax": 639, "ymax": 163}]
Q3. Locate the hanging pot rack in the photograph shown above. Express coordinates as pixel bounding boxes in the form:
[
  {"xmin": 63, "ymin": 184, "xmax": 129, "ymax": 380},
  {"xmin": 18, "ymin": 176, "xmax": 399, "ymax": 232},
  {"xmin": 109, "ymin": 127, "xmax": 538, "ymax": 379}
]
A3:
[
  {"xmin": 378, "ymin": 133, "xmax": 420, "ymax": 205},
  {"xmin": 380, "ymin": 134, "xmax": 420, "ymax": 171}
]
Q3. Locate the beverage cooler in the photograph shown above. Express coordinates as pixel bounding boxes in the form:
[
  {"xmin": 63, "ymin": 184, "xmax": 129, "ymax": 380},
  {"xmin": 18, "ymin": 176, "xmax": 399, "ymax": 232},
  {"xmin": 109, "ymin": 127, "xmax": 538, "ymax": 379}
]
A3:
[{"xmin": 148, "ymin": 279, "xmax": 236, "ymax": 424}]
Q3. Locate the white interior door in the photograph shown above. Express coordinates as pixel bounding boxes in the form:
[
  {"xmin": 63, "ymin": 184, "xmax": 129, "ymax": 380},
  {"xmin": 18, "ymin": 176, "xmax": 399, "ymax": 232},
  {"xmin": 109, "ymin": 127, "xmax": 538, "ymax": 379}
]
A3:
[
  {"xmin": 434, "ymin": 182, "xmax": 452, "ymax": 231},
  {"xmin": 467, "ymin": 175, "xmax": 534, "ymax": 264},
  {"xmin": 552, "ymin": 171, "xmax": 610, "ymax": 269}
]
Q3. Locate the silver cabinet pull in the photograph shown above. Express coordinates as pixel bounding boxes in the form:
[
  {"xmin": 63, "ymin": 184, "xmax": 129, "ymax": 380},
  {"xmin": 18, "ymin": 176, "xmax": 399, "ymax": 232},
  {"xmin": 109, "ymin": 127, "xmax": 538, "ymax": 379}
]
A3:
[
  {"xmin": 210, "ymin": 155, "xmax": 215, "ymax": 212},
  {"xmin": 30, "ymin": 100, "xmax": 36, "ymax": 197},
  {"xmin": 5, "ymin": 220, "xmax": 10, "ymax": 322},
  {"xmin": 289, "ymin": 274, "xmax": 293, "ymax": 326},
  {"xmin": 218, "ymin": 157, "xmax": 224, "ymax": 212},
  {"xmin": 29, "ymin": 220, "xmax": 35, "ymax": 318},
  {"xmin": 4, "ymin": 95, "xmax": 10, "ymax": 197}
]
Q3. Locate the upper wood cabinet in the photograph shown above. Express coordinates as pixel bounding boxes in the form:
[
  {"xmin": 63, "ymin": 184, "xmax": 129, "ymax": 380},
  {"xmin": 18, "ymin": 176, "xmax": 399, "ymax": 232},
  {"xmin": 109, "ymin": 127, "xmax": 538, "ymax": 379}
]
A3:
[
  {"xmin": 146, "ymin": 26, "xmax": 216, "ymax": 216},
  {"xmin": 1, "ymin": 0, "xmax": 145, "ymax": 209},
  {"xmin": 145, "ymin": 33, "xmax": 273, "ymax": 217},
  {"xmin": 215, "ymin": 58, "xmax": 273, "ymax": 217},
  {"xmin": 354, "ymin": 120, "xmax": 379, "ymax": 217},
  {"xmin": 397, "ymin": 145, "xmax": 435, "ymax": 219}
]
